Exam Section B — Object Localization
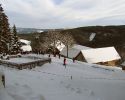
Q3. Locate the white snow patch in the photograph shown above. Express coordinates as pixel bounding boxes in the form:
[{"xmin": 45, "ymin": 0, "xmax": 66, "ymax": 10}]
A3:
[
  {"xmin": 21, "ymin": 45, "xmax": 32, "ymax": 52},
  {"xmin": 19, "ymin": 39, "xmax": 31, "ymax": 45},
  {"xmin": 89, "ymin": 33, "xmax": 96, "ymax": 41}
]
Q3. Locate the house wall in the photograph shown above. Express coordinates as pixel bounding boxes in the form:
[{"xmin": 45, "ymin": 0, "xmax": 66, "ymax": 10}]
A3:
[
  {"xmin": 97, "ymin": 60, "xmax": 119, "ymax": 66},
  {"xmin": 75, "ymin": 52, "xmax": 86, "ymax": 62}
]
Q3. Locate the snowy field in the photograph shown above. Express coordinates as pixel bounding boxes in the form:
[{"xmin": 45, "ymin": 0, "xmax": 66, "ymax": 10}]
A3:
[{"xmin": 0, "ymin": 54, "xmax": 125, "ymax": 100}]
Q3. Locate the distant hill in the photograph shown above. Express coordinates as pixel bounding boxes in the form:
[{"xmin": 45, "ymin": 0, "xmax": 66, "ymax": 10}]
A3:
[{"xmin": 14, "ymin": 27, "xmax": 63, "ymax": 34}]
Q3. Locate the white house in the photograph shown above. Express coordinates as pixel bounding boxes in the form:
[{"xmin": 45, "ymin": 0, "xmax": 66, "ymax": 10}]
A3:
[
  {"xmin": 76, "ymin": 47, "xmax": 121, "ymax": 66},
  {"xmin": 19, "ymin": 39, "xmax": 32, "ymax": 52},
  {"xmin": 60, "ymin": 44, "xmax": 91, "ymax": 58}
]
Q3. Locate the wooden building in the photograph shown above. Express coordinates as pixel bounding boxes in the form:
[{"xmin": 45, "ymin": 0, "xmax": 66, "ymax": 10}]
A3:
[{"xmin": 76, "ymin": 47, "xmax": 121, "ymax": 66}]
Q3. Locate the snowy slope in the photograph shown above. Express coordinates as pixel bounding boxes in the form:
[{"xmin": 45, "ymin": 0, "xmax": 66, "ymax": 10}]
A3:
[{"xmin": 0, "ymin": 55, "xmax": 125, "ymax": 100}]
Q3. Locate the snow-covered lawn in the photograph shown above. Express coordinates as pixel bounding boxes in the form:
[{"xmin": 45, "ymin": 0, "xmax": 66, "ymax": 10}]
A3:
[{"xmin": 0, "ymin": 55, "xmax": 125, "ymax": 100}]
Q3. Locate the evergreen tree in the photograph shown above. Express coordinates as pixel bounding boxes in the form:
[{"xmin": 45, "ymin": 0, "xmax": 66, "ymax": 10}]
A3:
[
  {"xmin": 0, "ymin": 4, "xmax": 11, "ymax": 54},
  {"xmin": 10, "ymin": 24, "xmax": 21, "ymax": 54}
]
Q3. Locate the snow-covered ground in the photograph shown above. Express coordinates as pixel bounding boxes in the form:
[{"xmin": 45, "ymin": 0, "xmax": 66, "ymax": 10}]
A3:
[{"xmin": 0, "ymin": 54, "xmax": 125, "ymax": 100}]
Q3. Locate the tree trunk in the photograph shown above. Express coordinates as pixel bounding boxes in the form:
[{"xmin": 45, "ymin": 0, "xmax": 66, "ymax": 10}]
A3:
[{"xmin": 54, "ymin": 41, "xmax": 56, "ymax": 57}]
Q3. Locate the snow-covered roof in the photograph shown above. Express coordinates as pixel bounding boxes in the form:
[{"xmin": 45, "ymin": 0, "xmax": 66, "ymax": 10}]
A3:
[
  {"xmin": 51, "ymin": 41, "xmax": 65, "ymax": 51},
  {"xmin": 81, "ymin": 47, "xmax": 121, "ymax": 63},
  {"xmin": 21, "ymin": 45, "xmax": 32, "ymax": 52},
  {"xmin": 60, "ymin": 44, "xmax": 91, "ymax": 58},
  {"xmin": 56, "ymin": 41, "xmax": 65, "ymax": 51},
  {"xmin": 19, "ymin": 39, "xmax": 31, "ymax": 45}
]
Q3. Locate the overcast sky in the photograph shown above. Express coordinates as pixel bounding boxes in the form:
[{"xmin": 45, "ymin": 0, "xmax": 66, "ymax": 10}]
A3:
[{"xmin": 1, "ymin": 0, "xmax": 125, "ymax": 29}]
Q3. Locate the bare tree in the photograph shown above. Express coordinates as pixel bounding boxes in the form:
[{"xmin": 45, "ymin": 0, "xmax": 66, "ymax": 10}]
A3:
[
  {"xmin": 44, "ymin": 30, "xmax": 62, "ymax": 56},
  {"xmin": 62, "ymin": 32, "xmax": 75, "ymax": 58},
  {"xmin": 43, "ymin": 31, "xmax": 75, "ymax": 57}
]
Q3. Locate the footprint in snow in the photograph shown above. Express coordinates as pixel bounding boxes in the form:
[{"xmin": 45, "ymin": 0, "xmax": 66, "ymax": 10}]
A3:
[
  {"xmin": 15, "ymin": 83, "xmax": 19, "ymax": 86},
  {"xmin": 9, "ymin": 94, "xmax": 26, "ymax": 100},
  {"xmin": 76, "ymin": 88, "xmax": 82, "ymax": 94},
  {"xmin": 65, "ymin": 84, "xmax": 71, "ymax": 89},
  {"xmin": 60, "ymin": 81, "xmax": 63, "ymax": 84},
  {"xmin": 50, "ymin": 78, "xmax": 54, "ymax": 80},
  {"xmin": 70, "ymin": 87, "xmax": 75, "ymax": 91},
  {"xmin": 90, "ymin": 90, "xmax": 95, "ymax": 96},
  {"xmin": 31, "ymin": 94, "xmax": 45, "ymax": 100}
]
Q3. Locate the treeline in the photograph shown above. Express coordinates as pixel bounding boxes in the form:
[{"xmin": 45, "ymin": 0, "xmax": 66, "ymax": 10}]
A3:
[
  {"xmin": 59, "ymin": 25, "xmax": 125, "ymax": 47},
  {"xmin": 18, "ymin": 25, "xmax": 125, "ymax": 48}
]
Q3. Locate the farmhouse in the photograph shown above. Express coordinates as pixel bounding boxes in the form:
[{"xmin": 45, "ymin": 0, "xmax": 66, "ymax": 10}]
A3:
[
  {"xmin": 60, "ymin": 44, "xmax": 91, "ymax": 58},
  {"xmin": 76, "ymin": 47, "xmax": 121, "ymax": 66},
  {"xmin": 19, "ymin": 39, "xmax": 32, "ymax": 53}
]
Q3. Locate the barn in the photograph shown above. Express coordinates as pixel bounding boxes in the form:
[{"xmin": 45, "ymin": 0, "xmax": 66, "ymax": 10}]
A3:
[
  {"xmin": 60, "ymin": 44, "xmax": 91, "ymax": 59},
  {"xmin": 76, "ymin": 47, "xmax": 121, "ymax": 66}
]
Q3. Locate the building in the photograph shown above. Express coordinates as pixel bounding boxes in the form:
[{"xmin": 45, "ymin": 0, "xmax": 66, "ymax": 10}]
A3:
[
  {"xmin": 76, "ymin": 47, "xmax": 121, "ymax": 66},
  {"xmin": 60, "ymin": 44, "xmax": 91, "ymax": 59},
  {"xmin": 19, "ymin": 39, "xmax": 32, "ymax": 53}
]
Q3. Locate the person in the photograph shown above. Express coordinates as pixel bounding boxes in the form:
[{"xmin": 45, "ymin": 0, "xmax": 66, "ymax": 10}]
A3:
[
  {"xmin": 71, "ymin": 76, "xmax": 72, "ymax": 80},
  {"xmin": 73, "ymin": 57, "xmax": 75, "ymax": 63},
  {"xmin": 63, "ymin": 57, "xmax": 66, "ymax": 67},
  {"xmin": 58, "ymin": 53, "xmax": 61, "ymax": 59},
  {"xmin": 48, "ymin": 54, "xmax": 50, "ymax": 57},
  {"xmin": 2, "ymin": 75, "xmax": 5, "ymax": 87}
]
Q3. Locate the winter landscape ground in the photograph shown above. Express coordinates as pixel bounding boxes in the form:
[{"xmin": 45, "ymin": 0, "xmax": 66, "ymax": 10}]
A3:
[{"xmin": 0, "ymin": 54, "xmax": 125, "ymax": 100}]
